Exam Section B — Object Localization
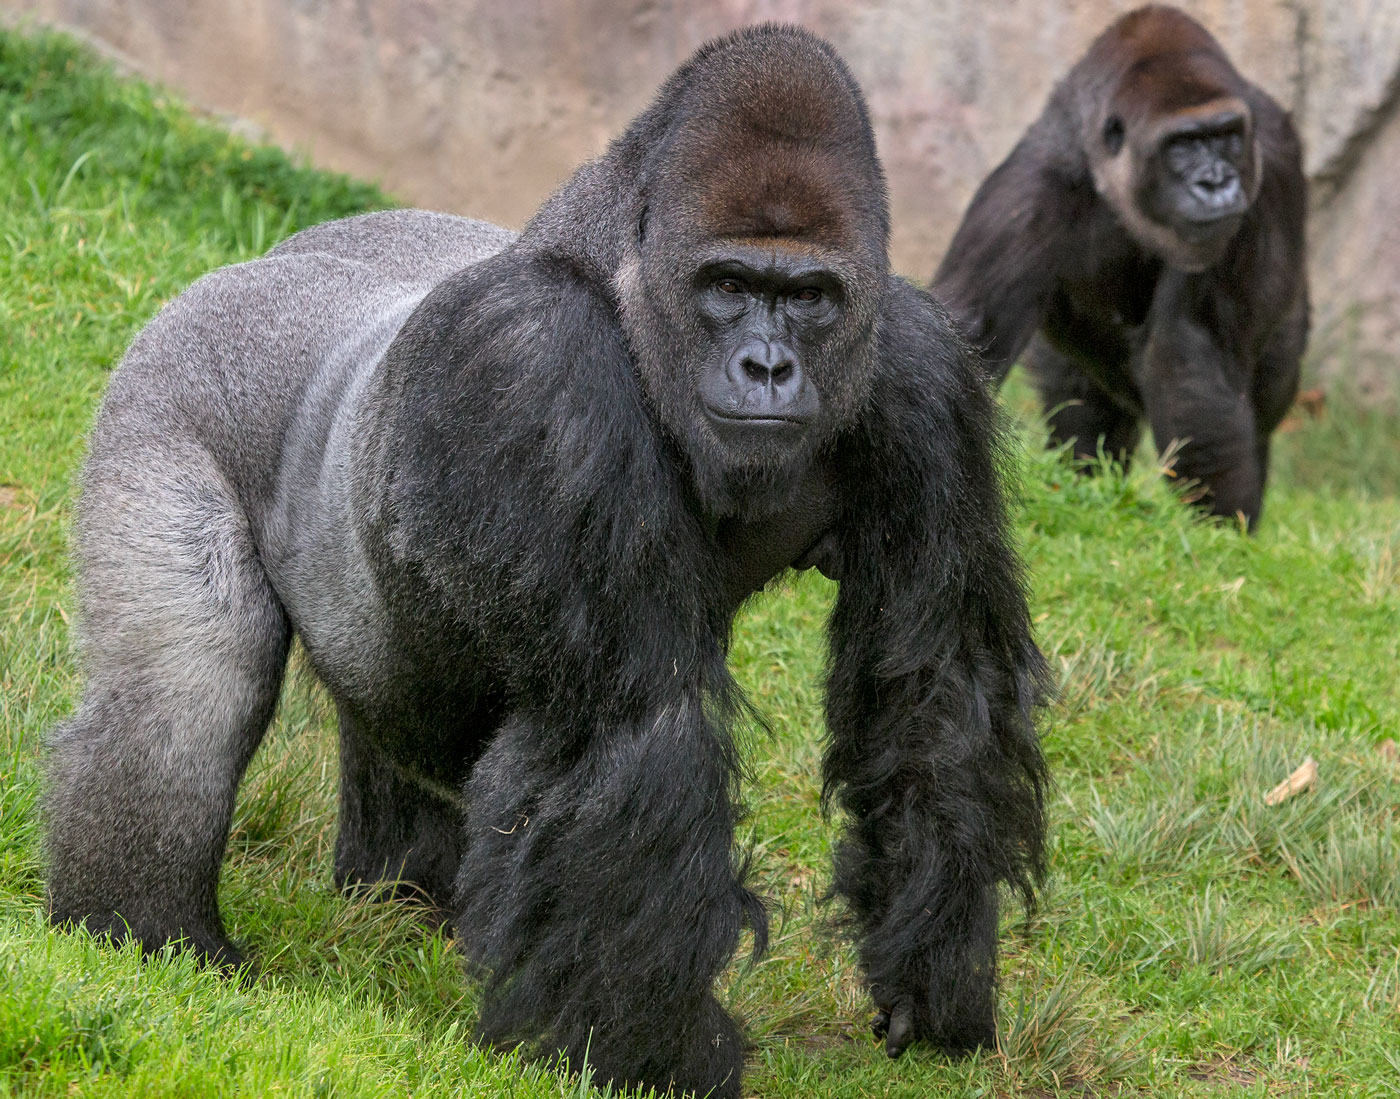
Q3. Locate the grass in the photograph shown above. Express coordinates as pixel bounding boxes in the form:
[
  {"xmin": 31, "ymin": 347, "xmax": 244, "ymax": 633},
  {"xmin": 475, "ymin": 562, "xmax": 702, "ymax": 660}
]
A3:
[{"xmin": 2, "ymin": 24, "xmax": 1399, "ymax": 1099}]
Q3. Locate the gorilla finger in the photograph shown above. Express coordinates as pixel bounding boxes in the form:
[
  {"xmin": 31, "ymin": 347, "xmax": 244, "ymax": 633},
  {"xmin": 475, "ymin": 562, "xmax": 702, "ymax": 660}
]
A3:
[{"xmin": 884, "ymin": 1002, "xmax": 914, "ymax": 1059}]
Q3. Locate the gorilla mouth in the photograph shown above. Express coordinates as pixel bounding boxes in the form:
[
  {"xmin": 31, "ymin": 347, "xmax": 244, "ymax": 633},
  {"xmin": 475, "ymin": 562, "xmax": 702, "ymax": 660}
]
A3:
[
  {"xmin": 702, "ymin": 406, "xmax": 815, "ymax": 453},
  {"xmin": 704, "ymin": 406, "xmax": 813, "ymax": 428},
  {"xmin": 711, "ymin": 406, "xmax": 812, "ymax": 425},
  {"xmin": 1183, "ymin": 208, "xmax": 1244, "ymax": 230}
]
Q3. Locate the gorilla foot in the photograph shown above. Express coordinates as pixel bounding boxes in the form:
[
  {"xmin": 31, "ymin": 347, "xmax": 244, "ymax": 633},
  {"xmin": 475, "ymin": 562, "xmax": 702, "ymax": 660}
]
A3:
[
  {"xmin": 871, "ymin": 989, "xmax": 995, "ymax": 1060},
  {"xmin": 181, "ymin": 934, "xmax": 247, "ymax": 972},
  {"xmin": 141, "ymin": 927, "xmax": 246, "ymax": 972},
  {"xmin": 871, "ymin": 1002, "xmax": 914, "ymax": 1059}
]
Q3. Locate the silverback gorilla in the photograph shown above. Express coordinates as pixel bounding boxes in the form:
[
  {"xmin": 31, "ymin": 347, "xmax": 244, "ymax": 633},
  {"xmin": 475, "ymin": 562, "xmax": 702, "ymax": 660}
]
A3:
[
  {"xmin": 46, "ymin": 26, "xmax": 1048, "ymax": 1098},
  {"xmin": 933, "ymin": 5, "xmax": 1308, "ymax": 529}
]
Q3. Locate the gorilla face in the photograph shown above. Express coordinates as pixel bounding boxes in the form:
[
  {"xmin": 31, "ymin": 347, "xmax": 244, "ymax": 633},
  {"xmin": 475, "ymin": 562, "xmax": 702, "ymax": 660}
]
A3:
[
  {"xmin": 619, "ymin": 199, "xmax": 884, "ymax": 514},
  {"xmin": 624, "ymin": 234, "xmax": 878, "ymax": 509},
  {"xmin": 1156, "ymin": 112, "xmax": 1251, "ymax": 221},
  {"xmin": 691, "ymin": 244, "xmax": 847, "ymax": 452},
  {"xmin": 1139, "ymin": 101, "xmax": 1257, "ymax": 253},
  {"xmin": 1095, "ymin": 94, "xmax": 1260, "ymax": 272}
]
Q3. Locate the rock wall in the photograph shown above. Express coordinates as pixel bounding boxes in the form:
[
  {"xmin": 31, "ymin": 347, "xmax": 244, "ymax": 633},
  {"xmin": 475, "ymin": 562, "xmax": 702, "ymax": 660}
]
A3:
[{"xmin": 5, "ymin": 0, "xmax": 1399, "ymax": 395}]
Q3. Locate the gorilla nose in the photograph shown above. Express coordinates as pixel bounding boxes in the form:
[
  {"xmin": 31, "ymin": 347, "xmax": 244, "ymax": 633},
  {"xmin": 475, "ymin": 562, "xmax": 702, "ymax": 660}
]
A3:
[
  {"xmin": 1191, "ymin": 171, "xmax": 1244, "ymax": 214},
  {"xmin": 724, "ymin": 340, "xmax": 811, "ymax": 420},
  {"xmin": 701, "ymin": 338, "xmax": 818, "ymax": 428},
  {"xmin": 739, "ymin": 343, "xmax": 798, "ymax": 389}
]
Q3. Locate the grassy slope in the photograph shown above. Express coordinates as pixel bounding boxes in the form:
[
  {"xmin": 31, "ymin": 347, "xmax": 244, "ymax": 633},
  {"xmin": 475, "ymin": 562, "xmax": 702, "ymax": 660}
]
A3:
[{"xmin": 2, "ymin": 27, "xmax": 1398, "ymax": 1099}]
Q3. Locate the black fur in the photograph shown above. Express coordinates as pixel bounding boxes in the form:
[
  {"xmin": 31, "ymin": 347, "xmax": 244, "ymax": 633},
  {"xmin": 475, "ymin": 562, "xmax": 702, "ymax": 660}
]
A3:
[
  {"xmin": 825, "ymin": 280, "xmax": 1048, "ymax": 1053},
  {"xmin": 45, "ymin": 25, "xmax": 1047, "ymax": 1098}
]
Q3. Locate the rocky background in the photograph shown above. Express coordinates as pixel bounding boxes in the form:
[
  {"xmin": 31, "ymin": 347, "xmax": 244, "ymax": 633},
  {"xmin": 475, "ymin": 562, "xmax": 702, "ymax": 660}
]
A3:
[{"xmin": 5, "ymin": 0, "xmax": 1398, "ymax": 396}]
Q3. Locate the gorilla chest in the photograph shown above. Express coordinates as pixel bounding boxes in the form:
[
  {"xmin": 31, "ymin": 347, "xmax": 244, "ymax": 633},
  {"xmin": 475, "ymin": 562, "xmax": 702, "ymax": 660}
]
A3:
[
  {"xmin": 712, "ymin": 464, "xmax": 839, "ymax": 612},
  {"xmin": 1057, "ymin": 239, "xmax": 1160, "ymax": 339},
  {"xmin": 1044, "ymin": 244, "xmax": 1163, "ymax": 401}
]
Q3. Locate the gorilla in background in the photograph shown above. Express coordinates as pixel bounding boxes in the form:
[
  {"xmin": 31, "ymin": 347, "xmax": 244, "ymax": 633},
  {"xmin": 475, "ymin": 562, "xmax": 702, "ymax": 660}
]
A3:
[
  {"xmin": 933, "ymin": 4, "xmax": 1308, "ymax": 529},
  {"xmin": 45, "ymin": 26, "xmax": 1048, "ymax": 1098}
]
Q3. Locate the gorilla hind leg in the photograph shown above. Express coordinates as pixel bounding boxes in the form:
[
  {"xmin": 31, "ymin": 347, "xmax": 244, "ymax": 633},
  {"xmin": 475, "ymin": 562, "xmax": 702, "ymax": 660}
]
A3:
[
  {"xmin": 1028, "ymin": 341, "xmax": 1142, "ymax": 467},
  {"xmin": 333, "ymin": 705, "xmax": 464, "ymax": 910},
  {"xmin": 45, "ymin": 437, "xmax": 290, "ymax": 965}
]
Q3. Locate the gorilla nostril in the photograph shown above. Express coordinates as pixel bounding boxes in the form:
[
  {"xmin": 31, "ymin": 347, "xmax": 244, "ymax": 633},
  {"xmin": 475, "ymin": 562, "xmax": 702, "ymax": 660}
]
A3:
[
  {"xmin": 741, "ymin": 357, "xmax": 771, "ymax": 384},
  {"xmin": 741, "ymin": 355, "xmax": 797, "ymax": 386},
  {"xmin": 1194, "ymin": 167, "xmax": 1238, "ymax": 195}
]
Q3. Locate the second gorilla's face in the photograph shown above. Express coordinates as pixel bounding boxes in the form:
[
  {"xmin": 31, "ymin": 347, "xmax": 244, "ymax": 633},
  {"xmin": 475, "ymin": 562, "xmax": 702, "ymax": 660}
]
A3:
[{"xmin": 1093, "ymin": 92, "xmax": 1260, "ymax": 272}]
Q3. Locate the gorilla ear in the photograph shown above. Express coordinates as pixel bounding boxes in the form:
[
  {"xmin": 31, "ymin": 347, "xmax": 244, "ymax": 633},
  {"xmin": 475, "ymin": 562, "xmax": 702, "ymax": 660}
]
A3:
[
  {"xmin": 1102, "ymin": 115, "xmax": 1126, "ymax": 156},
  {"xmin": 637, "ymin": 201, "xmax": 650, "ymax": 245}
]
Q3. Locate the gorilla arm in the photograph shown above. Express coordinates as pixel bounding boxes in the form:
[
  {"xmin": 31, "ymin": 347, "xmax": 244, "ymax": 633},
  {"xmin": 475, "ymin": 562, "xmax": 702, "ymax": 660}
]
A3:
[
  {"xmin": 932, "ymin": 128, "xmax": 1085, "ymax": 384},
  {"xmin": 823, "ymin": 280, "xmax": 1050, "ymax": 1055},
  {"xmin": 359, "ymin": 250, "xmax": 761, "ymax": 1099},
  {"xmin": 1136, "ymin": 269, "xmax": 1265, "ymax": 527}
]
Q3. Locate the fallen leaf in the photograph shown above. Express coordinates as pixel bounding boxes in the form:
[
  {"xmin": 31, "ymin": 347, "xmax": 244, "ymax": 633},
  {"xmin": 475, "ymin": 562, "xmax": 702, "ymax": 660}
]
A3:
[{"xmin": 1265, "ymin": 756, "xmax": 1317, "ymax": 806}]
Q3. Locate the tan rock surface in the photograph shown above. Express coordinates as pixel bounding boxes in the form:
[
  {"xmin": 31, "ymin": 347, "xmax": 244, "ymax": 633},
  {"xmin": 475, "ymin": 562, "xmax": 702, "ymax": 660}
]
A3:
[{"xmin": 5, "ymin": 0, "xmax": 1398, "ymax": 393}]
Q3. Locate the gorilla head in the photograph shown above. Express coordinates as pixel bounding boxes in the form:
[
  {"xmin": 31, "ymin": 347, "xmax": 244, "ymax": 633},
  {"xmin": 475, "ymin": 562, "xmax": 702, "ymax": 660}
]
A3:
[
  {"xmin": 527, "ymin": 30, "xmax": 891, "ymax": 513},
  {"xmin": 1080, "ymin": 6, "xmax": 1262, "ymax": 271}
]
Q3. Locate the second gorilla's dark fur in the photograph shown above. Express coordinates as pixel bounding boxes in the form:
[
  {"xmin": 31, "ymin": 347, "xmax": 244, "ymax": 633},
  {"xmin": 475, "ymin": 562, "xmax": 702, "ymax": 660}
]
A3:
[
  {"xmin": 934, "ymin": 5, "xmax": 1308, "ymax": 529},
  {"xmin": 45, "ymin": 26, "xmax": 1048, "ymax": 1098}
]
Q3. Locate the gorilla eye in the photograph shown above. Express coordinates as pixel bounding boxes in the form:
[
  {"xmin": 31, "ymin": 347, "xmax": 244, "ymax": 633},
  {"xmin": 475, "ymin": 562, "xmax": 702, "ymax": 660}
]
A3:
[
  {"xmin": 793, "ymin": 287, "xmax": 822, "ymax": 303},
  {"xmin": 1103, "ymin": 116, "xmax": 1125, "ymax": 155},
  {"xmin": 715, "ymin": 278, "xmax": 744, "ymax": 294}
]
